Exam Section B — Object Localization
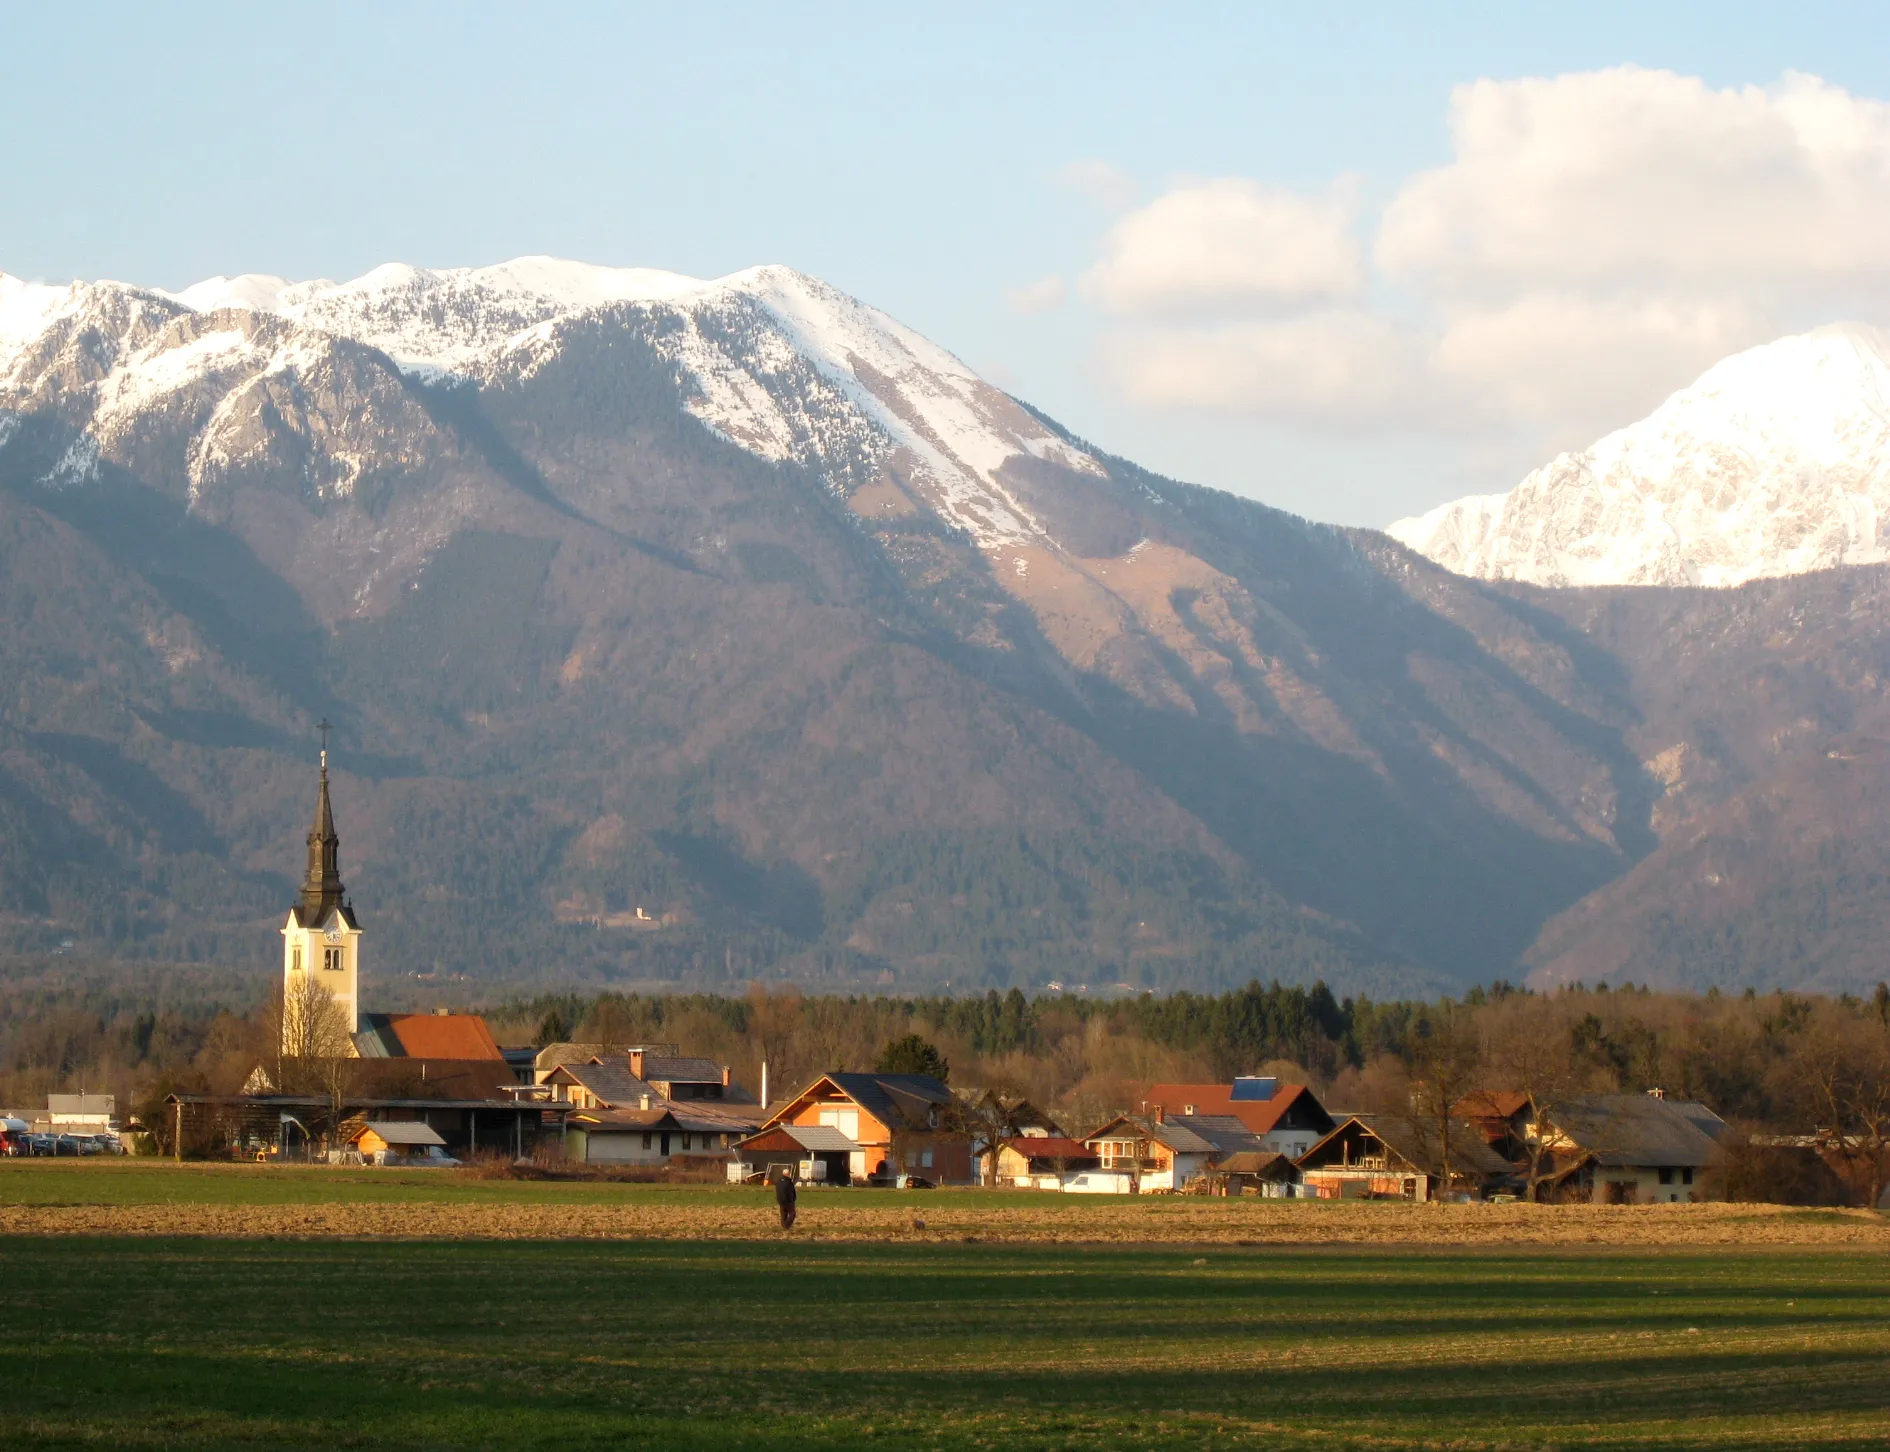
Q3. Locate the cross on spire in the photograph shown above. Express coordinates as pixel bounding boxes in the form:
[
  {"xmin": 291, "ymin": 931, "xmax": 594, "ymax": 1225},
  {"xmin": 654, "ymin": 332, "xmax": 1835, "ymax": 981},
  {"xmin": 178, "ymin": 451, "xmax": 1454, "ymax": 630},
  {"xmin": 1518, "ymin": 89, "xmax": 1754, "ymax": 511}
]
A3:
[{"xmin": 317, "ymin": 718, "xmax": 332, "ymax": 772}]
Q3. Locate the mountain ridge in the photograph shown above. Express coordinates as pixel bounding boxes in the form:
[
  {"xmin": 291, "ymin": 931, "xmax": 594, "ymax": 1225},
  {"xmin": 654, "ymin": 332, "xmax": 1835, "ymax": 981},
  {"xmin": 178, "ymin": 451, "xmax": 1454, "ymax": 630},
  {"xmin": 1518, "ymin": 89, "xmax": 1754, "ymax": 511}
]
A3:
[
  {"xmin": 4, "ymin": 258, "xmax": 1889, "ymax": 996},
  {"xmin": 1388, "ymin": 323, "xmax": 1890, "ymax": 588}
]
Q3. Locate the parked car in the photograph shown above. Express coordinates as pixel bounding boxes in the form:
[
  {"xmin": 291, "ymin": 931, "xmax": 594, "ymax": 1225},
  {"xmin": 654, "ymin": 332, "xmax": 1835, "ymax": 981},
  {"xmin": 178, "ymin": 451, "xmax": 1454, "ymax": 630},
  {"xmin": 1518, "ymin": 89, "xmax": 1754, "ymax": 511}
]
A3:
[
  {"xmin": 26, "ymin": 1134, "xmax": 57, "ymax": 1156},
  {"xmin": 53, "ymin": 1134, "xmax": 83, "ymax": 1156}
]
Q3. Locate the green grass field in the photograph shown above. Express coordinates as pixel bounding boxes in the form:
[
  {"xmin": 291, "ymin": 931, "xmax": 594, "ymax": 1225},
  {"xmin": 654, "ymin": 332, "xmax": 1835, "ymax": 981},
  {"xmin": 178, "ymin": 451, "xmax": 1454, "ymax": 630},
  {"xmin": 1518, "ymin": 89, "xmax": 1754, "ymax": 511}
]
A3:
[{"xmin": 2, "ymin": 1232, "xmax": 1887, "ymax": 1449}]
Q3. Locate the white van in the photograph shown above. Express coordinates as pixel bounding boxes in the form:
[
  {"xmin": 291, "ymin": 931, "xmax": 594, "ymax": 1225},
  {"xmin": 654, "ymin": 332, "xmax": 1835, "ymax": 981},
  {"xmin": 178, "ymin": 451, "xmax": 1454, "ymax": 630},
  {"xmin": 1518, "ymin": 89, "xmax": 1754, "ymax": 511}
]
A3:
[{"xmin": 1061, "ymin": 1171, "xmax": 1135, "ymax": 1194}]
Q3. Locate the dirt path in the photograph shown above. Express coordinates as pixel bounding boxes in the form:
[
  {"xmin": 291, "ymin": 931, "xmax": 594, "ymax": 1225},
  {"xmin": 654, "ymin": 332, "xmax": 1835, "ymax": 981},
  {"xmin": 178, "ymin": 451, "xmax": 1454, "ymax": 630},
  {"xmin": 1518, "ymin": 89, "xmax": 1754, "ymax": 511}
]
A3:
[{"xmin": 3, "ymin": 1197, "xmax": 1886, "ymax": 1245}]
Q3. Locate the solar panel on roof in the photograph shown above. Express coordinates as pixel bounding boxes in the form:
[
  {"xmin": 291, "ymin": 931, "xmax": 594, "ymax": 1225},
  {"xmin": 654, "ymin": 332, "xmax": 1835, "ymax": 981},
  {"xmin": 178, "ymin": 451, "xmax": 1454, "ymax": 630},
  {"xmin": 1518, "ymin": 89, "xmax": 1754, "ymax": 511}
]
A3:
[{"xmin": 1231, "ymin": 1076, "xmax": 1277, "ymax": 1101}]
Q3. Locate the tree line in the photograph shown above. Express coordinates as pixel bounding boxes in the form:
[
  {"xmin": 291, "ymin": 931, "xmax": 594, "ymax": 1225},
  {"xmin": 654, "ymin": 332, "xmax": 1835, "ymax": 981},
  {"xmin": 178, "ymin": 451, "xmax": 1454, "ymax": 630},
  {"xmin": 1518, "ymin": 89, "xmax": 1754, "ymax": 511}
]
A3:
[{"xmin": 4, "ymin": 964, "xmax": 1887, "ymax": 1203}]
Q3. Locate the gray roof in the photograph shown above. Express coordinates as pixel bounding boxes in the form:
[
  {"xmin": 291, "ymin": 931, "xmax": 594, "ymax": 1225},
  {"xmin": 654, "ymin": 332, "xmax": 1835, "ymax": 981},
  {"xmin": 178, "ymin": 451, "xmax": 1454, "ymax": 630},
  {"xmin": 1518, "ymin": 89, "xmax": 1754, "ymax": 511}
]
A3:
[
  {"xmin": 641, "ymin": 1056, "xmax": 724, "ymax": 1085},
  {"xmin": 1546, "ymin": 1094, "xmax": 1728, "ymax": 1169},
  {"xmin": 357, "ymin": 1121, "xmax": 446, "ymax": 1147},
  {"xmin": 785, "ymin": 1125, "xmax": 860, "ymax": 1152},
  {"xmin": 1090, "ymin": 1115, "xmax": 1219, "ymax": 1156},
  {"xmin": 554, "ymin": 1059, "xmax": 658, "ymax": 1109},
  {"xmin": 1171, "ymin": 1114, "xmax": 1267, "ymax": 1157},
  {"xmin": 811, "ymin": 1073, "xmax": 956, "ymax": 1130}
]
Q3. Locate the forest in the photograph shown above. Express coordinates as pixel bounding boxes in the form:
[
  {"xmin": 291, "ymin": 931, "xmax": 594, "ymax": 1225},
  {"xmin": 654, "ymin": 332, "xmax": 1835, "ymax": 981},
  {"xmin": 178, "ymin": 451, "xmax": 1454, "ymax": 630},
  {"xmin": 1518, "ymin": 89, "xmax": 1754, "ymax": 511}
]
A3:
[{"xmin": 5, "ymin": 956, "xmax": 1888, "ymax": 1183}]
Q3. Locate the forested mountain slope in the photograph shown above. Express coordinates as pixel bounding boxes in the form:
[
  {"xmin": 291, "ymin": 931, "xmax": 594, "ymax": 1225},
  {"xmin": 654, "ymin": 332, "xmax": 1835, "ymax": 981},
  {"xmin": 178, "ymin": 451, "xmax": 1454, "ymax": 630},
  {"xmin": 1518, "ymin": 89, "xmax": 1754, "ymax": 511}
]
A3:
[{"xmin": 2, "ymin": 260, "xmax": 1884, "ymax": 995}]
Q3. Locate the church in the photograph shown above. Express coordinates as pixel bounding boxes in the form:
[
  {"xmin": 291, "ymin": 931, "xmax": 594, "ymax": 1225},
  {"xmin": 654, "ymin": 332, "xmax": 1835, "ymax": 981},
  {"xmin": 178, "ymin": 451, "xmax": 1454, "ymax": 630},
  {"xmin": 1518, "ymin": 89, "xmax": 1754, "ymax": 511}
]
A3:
[{"xmin": 278, "ymin": 738, "xmax": 503, "ymax": 1063}]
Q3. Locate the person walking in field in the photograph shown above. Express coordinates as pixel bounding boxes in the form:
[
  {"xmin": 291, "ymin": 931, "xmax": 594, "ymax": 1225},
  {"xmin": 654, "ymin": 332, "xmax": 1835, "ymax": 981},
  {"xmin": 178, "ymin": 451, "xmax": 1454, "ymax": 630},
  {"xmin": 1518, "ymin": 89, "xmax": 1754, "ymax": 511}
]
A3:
[{"xmin": 775, "ymin": 1168, "xmax": 798, "ymax": 1231}]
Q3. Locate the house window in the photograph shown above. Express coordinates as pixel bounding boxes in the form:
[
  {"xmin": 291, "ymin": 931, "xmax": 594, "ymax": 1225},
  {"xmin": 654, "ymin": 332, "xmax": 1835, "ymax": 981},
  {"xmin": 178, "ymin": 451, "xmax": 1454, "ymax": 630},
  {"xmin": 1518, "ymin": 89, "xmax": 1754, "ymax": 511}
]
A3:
[
  {"xmin": 682, "ymin": 1133, "xmax": 693, "ymax": 1150},
  {"xmin": 1682, "ymin": 1167, "xmax": 1694, "ymax": 1185},
  {"xmin": 641, "ymin": 1133, "xmax": 652, "ymax": 1150},
  {"xmin": 323, "ymin": 947, "xmax": 343, "ymax": 972},
  {"xmin": 920, "ymin": 1148, "xmax": 934, "ymax": 1168},
  {"xmin": 1658, "ymin": 1167, "xmax": 1673, "ymax": 1185}
]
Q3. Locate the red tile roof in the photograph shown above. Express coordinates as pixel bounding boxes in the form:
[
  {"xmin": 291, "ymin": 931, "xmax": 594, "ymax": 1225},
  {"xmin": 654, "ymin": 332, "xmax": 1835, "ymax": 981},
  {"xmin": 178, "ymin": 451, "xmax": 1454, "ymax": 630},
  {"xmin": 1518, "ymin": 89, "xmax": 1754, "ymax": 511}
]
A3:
[
  {"xmin": 1138, "ymin": 1081, "xmax": 1319, "ymax": 1135},
  {"xmin": 383, "ymin": 1014, "xmax": 504, "ymax": 1061}
]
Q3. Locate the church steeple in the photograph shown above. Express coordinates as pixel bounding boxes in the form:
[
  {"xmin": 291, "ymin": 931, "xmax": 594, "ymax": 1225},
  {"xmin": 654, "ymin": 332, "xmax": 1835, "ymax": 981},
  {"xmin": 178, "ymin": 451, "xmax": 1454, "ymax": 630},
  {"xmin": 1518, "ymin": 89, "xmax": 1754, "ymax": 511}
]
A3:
[
  {"xmin": 282, "ymin": 719, "xmax": 363, "ymax": 1051},
  {"xmin": 299, "ymin": 724, "xmax": 346, "ymax": 920}
]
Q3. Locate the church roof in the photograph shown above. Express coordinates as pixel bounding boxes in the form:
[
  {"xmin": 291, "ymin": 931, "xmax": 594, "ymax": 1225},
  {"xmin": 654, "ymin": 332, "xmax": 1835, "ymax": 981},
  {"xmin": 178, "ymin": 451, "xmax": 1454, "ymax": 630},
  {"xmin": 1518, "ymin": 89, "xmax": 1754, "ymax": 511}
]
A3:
[
  {"xmin": 354, "ymin": 1014, "xmax": 505, "ymax": 1061},
  {"xmin": 294, "ymin": 752, "xmax": 353, "ymax": 925}
]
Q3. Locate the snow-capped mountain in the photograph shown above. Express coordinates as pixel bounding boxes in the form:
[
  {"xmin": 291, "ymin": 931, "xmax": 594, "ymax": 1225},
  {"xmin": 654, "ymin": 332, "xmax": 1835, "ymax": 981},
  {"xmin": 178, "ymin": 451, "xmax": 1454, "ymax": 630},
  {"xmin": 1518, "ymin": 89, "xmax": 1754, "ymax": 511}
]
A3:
[
  {"xmin": 0, "ymin": 257, "xmax": 1100, "ymax": 549},
  {"xmin": 1387, "ymin": 324, "xmax": 1890, "ymax": 588}
]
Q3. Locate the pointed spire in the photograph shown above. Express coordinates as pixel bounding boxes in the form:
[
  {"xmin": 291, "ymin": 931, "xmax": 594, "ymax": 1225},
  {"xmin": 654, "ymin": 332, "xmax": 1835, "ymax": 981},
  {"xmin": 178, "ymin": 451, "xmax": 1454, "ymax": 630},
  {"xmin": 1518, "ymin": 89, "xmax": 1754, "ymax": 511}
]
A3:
[{"xmin": 299, "ymin": 724, "xmax": 346, "ymax": 921}]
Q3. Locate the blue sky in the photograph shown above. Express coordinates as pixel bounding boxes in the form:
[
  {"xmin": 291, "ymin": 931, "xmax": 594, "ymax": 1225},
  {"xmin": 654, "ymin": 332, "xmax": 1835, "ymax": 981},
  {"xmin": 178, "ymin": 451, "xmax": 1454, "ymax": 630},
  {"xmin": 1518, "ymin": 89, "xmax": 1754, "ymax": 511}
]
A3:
[{"xmin": 5, "ymin": 3, "xmax": 1888, "ymax": 524}]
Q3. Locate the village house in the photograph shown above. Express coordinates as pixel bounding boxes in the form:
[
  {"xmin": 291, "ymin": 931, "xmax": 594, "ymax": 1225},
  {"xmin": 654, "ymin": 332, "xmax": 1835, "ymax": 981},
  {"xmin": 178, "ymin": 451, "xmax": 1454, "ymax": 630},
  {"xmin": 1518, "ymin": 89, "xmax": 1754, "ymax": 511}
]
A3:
[
  {"xmin": 541, "ymin": 1055, "xmax": 763, "ymax": 1164},
  {"xmin": 993, "ymin": 1135, "xmax": 1098, "ymax": 1188},
  {"xmin": 1532, "ymin": 1092, "xmax": 1729, "ymax": 1203},
  {"xmin": 1081, "ymin": 1109, "xmax": 1219, "ymax": 1191},
  {"xmin": 746, "ymin": 1072, "xmax": 970, "ymax": 1185},
  {"xmin": 728, "ymin": 1123, "xmax": 861, "ymax": 1184},
  {"xmin": 1296, "ymin": 1114, "xmax": 1515, "ymax": 1201},
  {"xmin": 1138, "ymin": 1076, "xmax": 1336, "ymax": 1159},
  {"xmin": 956, "ymin": 1088, "xmax": 1069, "ymax": 1184},
  {"xmin": 1453, "ymin": 1089, "xmax": 1535, "ymax": 1162}
]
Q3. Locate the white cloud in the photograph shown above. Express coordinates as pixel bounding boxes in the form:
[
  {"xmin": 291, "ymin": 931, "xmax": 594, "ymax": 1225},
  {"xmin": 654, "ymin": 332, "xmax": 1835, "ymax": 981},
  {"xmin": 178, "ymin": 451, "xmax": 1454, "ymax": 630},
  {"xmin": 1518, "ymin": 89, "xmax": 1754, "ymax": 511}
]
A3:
[
  {"xmin": 1078, "ymin": 67, "xmax": 1890, "ymax": 450},
  {"xmin": 1378, "ymin": 68, "xmax": 1890, "ymax": 295},
  {"xmin": 1430, "ymin": 293, "xmax": 1767, "ymax": 438},
  {"xmin": 1102, "ymin": 309, "xmax": 1452, "ymax": 430},
  {"xmin": 1005, "ymin": 273, "xmax": 1067, "ymax": 315},
  {"xmin": 1081, "ymin": 178, "xmax": 1363, "ymax": 317},
  {"xmin": 1054, "ymin": 158, "xmax": 1138, "ymax": 211}
]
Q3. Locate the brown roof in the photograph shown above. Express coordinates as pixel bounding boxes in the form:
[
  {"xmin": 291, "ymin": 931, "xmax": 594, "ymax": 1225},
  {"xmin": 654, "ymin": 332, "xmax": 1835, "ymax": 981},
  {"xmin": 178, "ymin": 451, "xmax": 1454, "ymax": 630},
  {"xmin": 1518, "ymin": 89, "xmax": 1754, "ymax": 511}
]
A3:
[
  {"xmin": 1002, "ymin": 1136, "xmax": 1092, "ymax": 1160},
  {"xmin": 1299, "ymin": 1114, "xmax": 1516, "ymax": 1180},
  {"xmin": 348, "ymin": 1058, "xmax": 517, "ymax": 1100},
  {"xmin": 380, "ymin": 1014, "xmax": 504, "ymax": 1061},
  {"xmin": 1214, "ymin": 1150, "xmax": 1295, "ymax": 1178},
  {"xmin": 1455, "ymin": 1089, "xmax": 1531, "ymax": 1120},
  {"xmin": 1138, "ymin": 1081, "xmax": 1328, "ymax": 1136}
]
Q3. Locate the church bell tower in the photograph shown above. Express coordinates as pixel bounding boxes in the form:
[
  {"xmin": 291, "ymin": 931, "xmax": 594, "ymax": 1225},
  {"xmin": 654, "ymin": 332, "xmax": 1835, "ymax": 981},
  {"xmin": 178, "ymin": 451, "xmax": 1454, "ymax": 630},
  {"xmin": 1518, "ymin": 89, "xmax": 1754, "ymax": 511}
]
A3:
[{"xmin": 281, "ymin": 725, "xmax": 362, "ymax": 1054}]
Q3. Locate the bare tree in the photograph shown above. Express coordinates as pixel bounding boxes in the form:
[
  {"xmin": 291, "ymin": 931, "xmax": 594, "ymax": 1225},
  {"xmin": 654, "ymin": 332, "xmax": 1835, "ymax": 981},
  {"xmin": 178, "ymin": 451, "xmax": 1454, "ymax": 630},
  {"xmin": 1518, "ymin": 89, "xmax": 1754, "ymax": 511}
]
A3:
[
  {"xmin": 1792, "ymin": 999, "xmax": 1890, "ymax": 1208},
  {"xmin": 745, "ymin": 982, "xmax": 805, "ymax": 1097},
  {"xmin": 1479, "ymin": 995, "xmax": 1610, "ymax": 1201},
  {"xmin": 956, "ymin": 1085, "xmax": 1025, "ymax": 1186},
  {"xmin": 1404, "ymin": 1002, "xmax": 1482, "ymax": 1199},
  {"xmin": 269, "ymin": 975, "xmax": 357, "ymax": 1149}
]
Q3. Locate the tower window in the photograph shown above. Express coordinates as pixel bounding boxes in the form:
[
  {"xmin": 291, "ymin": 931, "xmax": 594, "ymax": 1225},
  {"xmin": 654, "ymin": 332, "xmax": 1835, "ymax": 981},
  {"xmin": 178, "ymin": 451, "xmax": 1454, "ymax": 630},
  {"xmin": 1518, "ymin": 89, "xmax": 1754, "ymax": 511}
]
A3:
[
  {"xmin": 323, "ymin": 947, "xmax": 343, "ymax": 972},
  {"xmin": 292, "ymin": 947, "xmax": 303, "ymax": 974}
]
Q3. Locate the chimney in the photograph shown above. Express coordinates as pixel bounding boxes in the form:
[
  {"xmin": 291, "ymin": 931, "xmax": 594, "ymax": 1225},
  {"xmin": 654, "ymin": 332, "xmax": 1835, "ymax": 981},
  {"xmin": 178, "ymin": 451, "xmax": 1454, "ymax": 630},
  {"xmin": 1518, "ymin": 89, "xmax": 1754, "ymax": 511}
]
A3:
[
  {"xmin": 722, "ymin": 1065, "xmax": 732, "ymax": 1088},
  {"xmin": 1152, "ymin": 1104, "xmax": 1165, "ymax": 1124},
  {"xmin": 435, "ymin": 1006, "xmax": 449, "ymax": 1016},
  {"xmin": 628, "ymin": 1049, "xmax": 645, "ymax": 1080}
]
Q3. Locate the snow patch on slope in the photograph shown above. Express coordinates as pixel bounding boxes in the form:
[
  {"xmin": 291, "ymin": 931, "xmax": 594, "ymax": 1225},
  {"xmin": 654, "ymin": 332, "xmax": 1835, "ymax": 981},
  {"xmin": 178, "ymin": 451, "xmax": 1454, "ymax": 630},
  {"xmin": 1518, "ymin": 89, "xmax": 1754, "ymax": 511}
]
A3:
[
  {"xmin": 1389, "ymin": 325, "xmax": 1890, "ymax": 588},
  {"xmin": 4, "ymin": 257, "xmax": 1106, "ymax": 549}
]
